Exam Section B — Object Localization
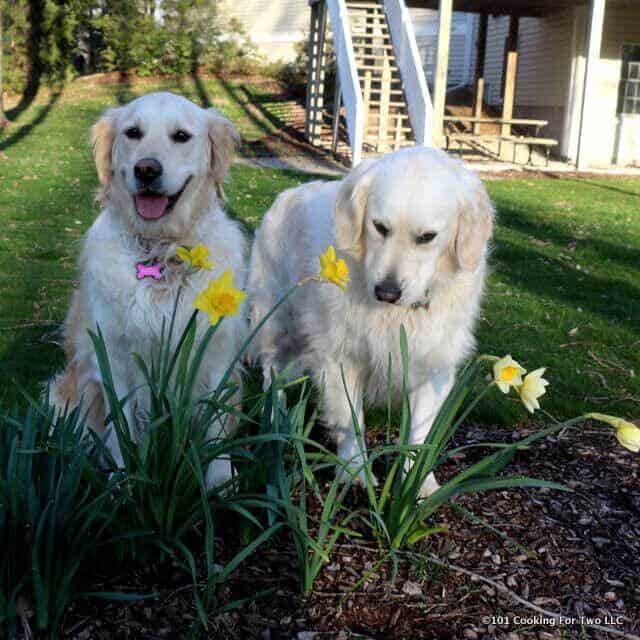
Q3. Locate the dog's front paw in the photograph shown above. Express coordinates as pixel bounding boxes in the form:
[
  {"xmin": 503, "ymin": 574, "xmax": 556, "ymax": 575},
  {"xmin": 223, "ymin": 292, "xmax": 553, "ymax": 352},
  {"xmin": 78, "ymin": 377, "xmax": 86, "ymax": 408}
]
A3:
[
  {"xmin": 418, "ymin": 471, "xmax": 440, "ymax": 498},
  {"xmin": 205, "ymin": 457, "xmax": 233, "ymax": 492}
]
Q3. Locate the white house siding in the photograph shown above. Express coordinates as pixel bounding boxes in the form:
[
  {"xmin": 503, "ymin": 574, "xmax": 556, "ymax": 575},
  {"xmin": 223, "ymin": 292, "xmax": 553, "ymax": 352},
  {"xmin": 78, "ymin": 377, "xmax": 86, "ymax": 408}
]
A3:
[
  {"xmin": 584, "ymin": 4, "xmax": 640, "ymax": 165},
  {"xmin": 217, "ymin": 0, "xmax": 309, "ymax": 62},
  {"xmin": 218, "ymin": 1, "xmax": 476, "ymax": 90},
  {"xmin": 482, "ymin": 4, "xmax": 640, "ymax": 166},
  {"xmin": 411, "ymin": 9, "xmax": 476, "ymax": 89}
]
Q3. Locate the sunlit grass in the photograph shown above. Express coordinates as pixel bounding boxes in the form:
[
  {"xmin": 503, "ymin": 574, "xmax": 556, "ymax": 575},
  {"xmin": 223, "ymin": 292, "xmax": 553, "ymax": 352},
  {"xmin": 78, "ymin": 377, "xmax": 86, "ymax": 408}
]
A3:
[{"xmin": 0, "ymin": 75, "xmax": 638, "ymax": 424}]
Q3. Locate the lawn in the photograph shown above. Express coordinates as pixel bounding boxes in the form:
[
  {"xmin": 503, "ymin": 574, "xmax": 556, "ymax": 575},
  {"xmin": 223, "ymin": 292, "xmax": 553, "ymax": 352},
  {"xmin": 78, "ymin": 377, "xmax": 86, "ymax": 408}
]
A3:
[
  {"xmin": 0, "ymin": 74, "xmax": 639, "ymax": 427},
  {"xmin": 1, "ymin": 75, "xmax": 639, "ymax": 639}
]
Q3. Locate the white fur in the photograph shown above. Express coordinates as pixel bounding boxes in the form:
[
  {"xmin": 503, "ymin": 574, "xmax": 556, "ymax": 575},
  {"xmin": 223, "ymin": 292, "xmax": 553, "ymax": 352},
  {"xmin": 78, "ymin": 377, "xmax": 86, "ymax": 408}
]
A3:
[
  {"xmin": 48, "ymin": 92, "xmax": 247, "ymax": 488},
  {"xmin": 247, "ymin": 147, "xmax": 494, "ymax": 495}
]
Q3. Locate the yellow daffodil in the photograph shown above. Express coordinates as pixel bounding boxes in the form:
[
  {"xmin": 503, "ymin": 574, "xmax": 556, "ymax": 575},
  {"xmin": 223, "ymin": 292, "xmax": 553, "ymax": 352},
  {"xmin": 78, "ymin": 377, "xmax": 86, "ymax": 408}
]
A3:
[
  {"xmin": 176, "ymin": 243, "xmax": 213, "ymax": 270},
  {"xmin": 517, "ymin": 368, "xmax": 549, "ymax": 413},
  {"xmin": 318, "ymin": 245, "xmax": 350, "ymax": 290},
  {"xmin": 587, "ymin": 413, "xmax": 640, "ymax": 453},
  {"xmin": 493, "ymin": 355, "xmax": 526, "ymax": 394},
  {"xmin": 194, "ymin": 270, "xmax": 246, "ymax": 325}
]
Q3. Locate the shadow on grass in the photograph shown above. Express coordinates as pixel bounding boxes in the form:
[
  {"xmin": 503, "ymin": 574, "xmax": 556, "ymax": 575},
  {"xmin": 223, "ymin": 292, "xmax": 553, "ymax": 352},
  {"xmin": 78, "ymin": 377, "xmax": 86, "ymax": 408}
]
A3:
[
  {"xmin": 546, "ymin": 174, "xmax": 640, "ymax": 199},
  {"xmin": 0, "ymin": 324, "xmax": 63, "ymax": 406},
  {"xmin": 112, "ymin": 72, "xmax": 137, "ymax": 105},
  {"xmin": 493, "ymin": 235, "xmax": 640, "ymax": 331},
  {"xmin": 0, "ymin": 91, "xmax": 62, "ymax": 152},
  {"xmin": 495, "ymin": 196, "xmax": 640, "ymax": 274},
  {"xmin": 193, "ymin": 72, "xmax": 328, "ymax": 154}
]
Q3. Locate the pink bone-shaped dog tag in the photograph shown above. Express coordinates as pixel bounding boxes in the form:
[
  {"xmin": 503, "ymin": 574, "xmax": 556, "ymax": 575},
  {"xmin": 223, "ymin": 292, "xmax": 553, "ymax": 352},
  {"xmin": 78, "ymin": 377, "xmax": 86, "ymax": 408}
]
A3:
[{"xmin": 136, "ymin": 262, "xmax": 164, "ymax": 281}]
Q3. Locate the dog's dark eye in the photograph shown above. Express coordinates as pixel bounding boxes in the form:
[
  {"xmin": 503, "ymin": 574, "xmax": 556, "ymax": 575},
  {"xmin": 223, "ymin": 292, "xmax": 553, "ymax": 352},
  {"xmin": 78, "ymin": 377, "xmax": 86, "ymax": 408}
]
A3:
[
  {"xmin": 416, "ymin": 231, "xmax": 437, "ymax": 245},
  {"xmin": 124, "ymin": 126, "xmax": 143, "ymax": 140},
  {"xmin": 373, "ymin": 221, "xmax": 390, "ymax": 237},
  {"xmin": 172, "ymin": 130, "xmax": 192, "ymax": 143}
]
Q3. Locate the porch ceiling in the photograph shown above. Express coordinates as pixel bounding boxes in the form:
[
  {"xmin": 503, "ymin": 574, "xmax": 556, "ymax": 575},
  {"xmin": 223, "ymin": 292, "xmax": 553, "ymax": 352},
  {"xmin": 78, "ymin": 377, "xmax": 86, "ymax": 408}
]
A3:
[{"xmin": 405, "ymin": 0, "xmax": 588, "ymax": 17}]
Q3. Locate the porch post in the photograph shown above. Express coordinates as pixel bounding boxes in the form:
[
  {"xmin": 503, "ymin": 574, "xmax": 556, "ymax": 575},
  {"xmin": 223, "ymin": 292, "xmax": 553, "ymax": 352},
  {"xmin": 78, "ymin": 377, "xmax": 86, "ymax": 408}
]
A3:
[
  {"xmin": 473, "ymin": 14, "xmax": 488, "ymax": 134},
  {"xmin": 432, "ymin": 0, "xmax": 453, "ymax": 147},
  {"xmin": 501, "ymin": 15, "xmax": 519, "ymax": 137},
  {"xmin": 576, "ymin": 0, "xmax": 606, "ymax": 170}
]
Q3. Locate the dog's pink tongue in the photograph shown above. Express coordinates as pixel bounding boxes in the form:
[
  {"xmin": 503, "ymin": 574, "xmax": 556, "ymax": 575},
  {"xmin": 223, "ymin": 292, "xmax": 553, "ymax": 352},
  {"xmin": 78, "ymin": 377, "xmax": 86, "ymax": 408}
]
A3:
[{"xmin": 135, "ymin": 194, "xmax": 169, "ymax": 220}]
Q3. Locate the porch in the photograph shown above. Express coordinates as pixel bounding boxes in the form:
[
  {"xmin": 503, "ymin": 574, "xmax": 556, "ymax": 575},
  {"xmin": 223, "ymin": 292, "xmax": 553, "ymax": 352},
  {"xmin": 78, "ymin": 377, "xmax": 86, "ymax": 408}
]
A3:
[{"xmin": 304, "ymin": 0, "xmax": 611, "ymax": 169}]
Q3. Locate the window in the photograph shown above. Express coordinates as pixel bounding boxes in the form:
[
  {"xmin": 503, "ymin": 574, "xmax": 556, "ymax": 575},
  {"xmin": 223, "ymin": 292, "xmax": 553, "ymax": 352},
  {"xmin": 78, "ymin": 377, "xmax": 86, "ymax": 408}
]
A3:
[{"xmin": 619, "ymin": 45, "xmax": 640, "ymax": 115}]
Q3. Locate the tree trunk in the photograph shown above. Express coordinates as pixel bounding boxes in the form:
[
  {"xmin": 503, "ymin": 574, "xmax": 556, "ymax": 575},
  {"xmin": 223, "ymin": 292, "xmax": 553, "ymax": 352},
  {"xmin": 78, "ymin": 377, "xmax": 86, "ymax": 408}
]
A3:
[{"xmin": 0, "ymin": 1, "xmax": 8, "ymax": 126}]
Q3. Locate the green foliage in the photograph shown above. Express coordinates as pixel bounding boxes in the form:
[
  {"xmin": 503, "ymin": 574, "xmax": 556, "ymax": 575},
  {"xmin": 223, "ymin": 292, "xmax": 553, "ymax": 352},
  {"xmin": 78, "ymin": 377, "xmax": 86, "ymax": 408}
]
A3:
[
  {"xmin": 88, "ymin": 294, "xmax": 285, "ymax": 627},
  {"xmin": 0, "ymin": 400, "xmax": 117, "ymax": 636},
  {"xmin": 353, "ymin": 327, "xmax": 572, "ymax": 550},
  {"xmin": 1, "ymin": 0, "xmax": 263, "ymax": 97},
  {"xmin": 2, "ymin": 0, "xmax": 31, "ymax": 92}
]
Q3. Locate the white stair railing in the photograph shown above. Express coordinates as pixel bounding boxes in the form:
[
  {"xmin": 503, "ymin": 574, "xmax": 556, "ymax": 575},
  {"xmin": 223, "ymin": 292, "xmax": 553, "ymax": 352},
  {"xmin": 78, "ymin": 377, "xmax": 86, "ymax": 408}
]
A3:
[
  {"xmin": 325, "ymin": 0, "xmax": 365, "ymax": 165},
  {"xmin": 383, "ymin": 0, "xmax": 433, "ymax": 145}
]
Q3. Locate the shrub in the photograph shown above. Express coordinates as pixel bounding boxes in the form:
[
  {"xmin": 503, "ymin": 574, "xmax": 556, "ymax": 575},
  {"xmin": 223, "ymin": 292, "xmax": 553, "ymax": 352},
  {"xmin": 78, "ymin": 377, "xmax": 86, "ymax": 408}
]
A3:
[{"xmin": 0, "ymin": 400, "xmax": 117, "ymax": 636}]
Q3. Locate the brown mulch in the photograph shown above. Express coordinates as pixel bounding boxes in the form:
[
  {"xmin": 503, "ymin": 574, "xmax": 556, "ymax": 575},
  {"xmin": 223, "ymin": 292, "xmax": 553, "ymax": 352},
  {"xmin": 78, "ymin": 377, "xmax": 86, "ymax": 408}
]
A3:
[{"xmin": 58, "ymin": 424, "xmax": 639, "ymax": 640}]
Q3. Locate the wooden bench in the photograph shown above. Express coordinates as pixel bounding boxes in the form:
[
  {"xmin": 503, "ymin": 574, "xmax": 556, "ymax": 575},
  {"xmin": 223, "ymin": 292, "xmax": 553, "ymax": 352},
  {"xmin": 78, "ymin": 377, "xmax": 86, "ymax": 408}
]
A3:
[
  {"xmin": 444, "ymin": 130, "xmax": 558, "ymax": 167},
  {"xmin": 443, "ymin": 116, "xmax": 558, "ymax": 166},
  {"xmin": 503, "ymin": 136, "xmax": 558, "ymax": 166}
]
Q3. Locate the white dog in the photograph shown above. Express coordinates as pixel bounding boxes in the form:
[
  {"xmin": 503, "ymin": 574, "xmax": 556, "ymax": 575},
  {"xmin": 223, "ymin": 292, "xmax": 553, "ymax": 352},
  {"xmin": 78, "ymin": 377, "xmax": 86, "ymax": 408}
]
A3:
[
  {"xmin": 247, "ymin": 147, "xmax": 493, "ymax": 495},
  {"xmin": 48, "ymin": 92, "xmax": 247, "ymax": 487}
]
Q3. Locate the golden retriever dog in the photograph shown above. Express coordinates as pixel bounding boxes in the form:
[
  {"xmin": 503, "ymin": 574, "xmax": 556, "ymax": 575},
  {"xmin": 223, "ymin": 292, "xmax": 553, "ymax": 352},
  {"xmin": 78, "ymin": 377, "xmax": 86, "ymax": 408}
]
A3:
[
  {"xmin": 247, "ymin": 147, "xmax": 493, "ymax": 495},
  {"xmin": 48, "ymin": 92, "xmax": 247, "ymax": 487}
]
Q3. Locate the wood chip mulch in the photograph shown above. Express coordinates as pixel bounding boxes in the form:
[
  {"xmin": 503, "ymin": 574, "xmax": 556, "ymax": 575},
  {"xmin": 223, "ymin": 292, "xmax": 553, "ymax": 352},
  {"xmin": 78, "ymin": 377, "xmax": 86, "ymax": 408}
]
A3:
[{"xmin": 59, "ymin": 424, "xmax": 638, "ymax": 640}]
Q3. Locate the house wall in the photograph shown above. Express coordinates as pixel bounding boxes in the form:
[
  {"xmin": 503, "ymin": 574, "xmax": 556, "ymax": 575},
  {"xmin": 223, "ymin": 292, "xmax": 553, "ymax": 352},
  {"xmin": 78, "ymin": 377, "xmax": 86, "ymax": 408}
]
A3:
[
  {"xmin": 482, "ymin": 11, "xmax": 574, "ymax": 148},
  {"xmin": 584, "ymin": 4, "xmax": 640, "ymax": 165},
  {"xmin": 411, "ymin": 10, "xmax": 476, "ymax": 89},
  {"xmin": 217, "ymin": 0, "xmax": 309, "ymax": 62},
  {"xmin": 217, "ymin": 0, "xmax": 476, "ymax": 90},
  {"xmin": 482, "ymin": 3, "xmax": 640, "ymax": 166}
]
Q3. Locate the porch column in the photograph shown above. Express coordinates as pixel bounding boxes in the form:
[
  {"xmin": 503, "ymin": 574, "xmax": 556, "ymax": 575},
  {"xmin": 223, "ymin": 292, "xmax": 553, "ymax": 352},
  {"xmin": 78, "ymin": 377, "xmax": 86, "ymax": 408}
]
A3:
[
  {"xmin": 473, "ymin": 14, "xmax": 488, "ymax": 134},
  {"xmin": 432, "ymin": 0, "xmax": 453, "ymax": 146},
  {"xmin": 576, "ymin": 0, "xmax": 606, "ymax": 170},
  {"xmin": 501, "ymin": 15, "xmax": 519, "ymax": 137}
]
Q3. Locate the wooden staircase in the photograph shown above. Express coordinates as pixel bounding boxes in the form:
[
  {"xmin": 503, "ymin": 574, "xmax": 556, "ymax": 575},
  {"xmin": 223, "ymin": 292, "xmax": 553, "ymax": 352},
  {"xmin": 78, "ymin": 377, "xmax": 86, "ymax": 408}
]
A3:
[
  {"xmin": 305, "ymin": 0, "xmax": 418, "ymax": 163},
  {"xmin": 346, "ymin": 0, "xmax": 415, "ymax": 155}
]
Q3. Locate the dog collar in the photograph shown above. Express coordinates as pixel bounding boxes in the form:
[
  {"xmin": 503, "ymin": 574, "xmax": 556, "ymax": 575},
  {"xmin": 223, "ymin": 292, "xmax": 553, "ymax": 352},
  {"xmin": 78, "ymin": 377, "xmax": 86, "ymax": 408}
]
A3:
[{"xmin": 136, "ymin": 261, "xmax": 164, "ymax": 281}]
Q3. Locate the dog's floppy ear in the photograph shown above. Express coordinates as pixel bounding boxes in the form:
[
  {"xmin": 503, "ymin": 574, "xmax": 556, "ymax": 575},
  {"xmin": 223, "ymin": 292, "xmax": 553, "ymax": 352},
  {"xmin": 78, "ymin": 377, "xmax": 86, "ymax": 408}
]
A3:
[
  {"xmin": 334, "ymin": 159, "xmax": 376, "ymax": 253},
  {"xmin": 453, "ymin": 173, "xmax": 494, "ymax": 271},
  {"xmin": 208, "ymin": 109, "xmax": 240, "ymax": 199},
  {"xmin": 91, "ymin": 107, "xmax": 120, "ymax": 190}
]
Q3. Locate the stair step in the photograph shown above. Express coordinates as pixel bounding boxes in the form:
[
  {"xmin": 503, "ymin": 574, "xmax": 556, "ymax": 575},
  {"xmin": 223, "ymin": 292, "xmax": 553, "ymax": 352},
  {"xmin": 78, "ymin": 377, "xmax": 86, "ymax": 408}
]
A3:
[
  {"xmin": 349, "ymin": 15, "xmax": 388, "ymax": 23},
  {"xmin": 354, "ymin": 48, "xmax": 395, "ymax": 55},
  {"xmin": 352, "ymin": 42, "xmax": 394, "ymax": 50},
  {"xmin": 356, "ymin": 63, "xmax": 400, "ymax": 72},
  {"xmin": 347, "ymin": 3, "xmax": 385, "ymax": 12},
  {"xmin": 367, "ymin": 111, "xmax": 410, "ymax": 120},
  {"xmin": 351, "ymin": 23, "xmax": 390, "ymax": 32},
  {"xmin": 365, "ymin": 99, "xmax": 409, "ymax": 107},
  {"xmin": 346, "ymin": 2, "xmax": 386, "ymax": 10},
  {"xmin": 360, "ymin": 85, "xmax": 404, "ymax": 100},
  {"xmin": 360, "ymin": 88, "xmax": 406, "ymax": 98},
  {"xmin": 366, "ymin": 126, "xmax": 413, "ymax": 133},
  {"xmin": 354, "ymin": 56, "xmax": 397, "ymax": 64}
]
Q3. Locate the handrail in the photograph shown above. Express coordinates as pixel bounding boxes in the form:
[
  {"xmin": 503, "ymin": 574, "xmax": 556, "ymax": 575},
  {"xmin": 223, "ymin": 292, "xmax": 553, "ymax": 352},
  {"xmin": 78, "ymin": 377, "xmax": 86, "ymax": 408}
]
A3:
[
  {"xmin": 325, "ymin": 0, "xmax": 365, "ymax": 165},
  {"xmin": 383, "ymin": 0, "xmax": 433, "ymax": 145}
]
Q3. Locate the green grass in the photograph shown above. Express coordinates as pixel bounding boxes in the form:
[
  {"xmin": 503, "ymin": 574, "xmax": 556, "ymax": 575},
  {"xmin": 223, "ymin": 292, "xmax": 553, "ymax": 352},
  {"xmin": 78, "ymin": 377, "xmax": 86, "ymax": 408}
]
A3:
[{"xmin": 0, "ymin": 75, "xmax": 638, "ymax": 424}]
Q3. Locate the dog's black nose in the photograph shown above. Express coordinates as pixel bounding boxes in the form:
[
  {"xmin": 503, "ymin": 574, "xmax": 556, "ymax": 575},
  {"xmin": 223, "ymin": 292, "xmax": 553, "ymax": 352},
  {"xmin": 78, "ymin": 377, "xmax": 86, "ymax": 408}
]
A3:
[
  {"xmin": 134, "ymin": 158, "xmax": 163, "ymax": 185},
  {"xmin": 374, "ymin": 280, "xmax": 402, "ymax": 304}
]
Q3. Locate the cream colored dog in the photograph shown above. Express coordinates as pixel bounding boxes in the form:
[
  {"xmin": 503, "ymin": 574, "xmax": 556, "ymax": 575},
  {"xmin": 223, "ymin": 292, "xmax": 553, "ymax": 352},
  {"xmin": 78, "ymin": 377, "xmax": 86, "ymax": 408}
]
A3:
[
  {"xmin": 248, "ymin": 147, "xmax": 493, "ymax": 494},
  {"xmin": 49, "ymin": 92, "xmax": 247, "ymax": 487}
]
